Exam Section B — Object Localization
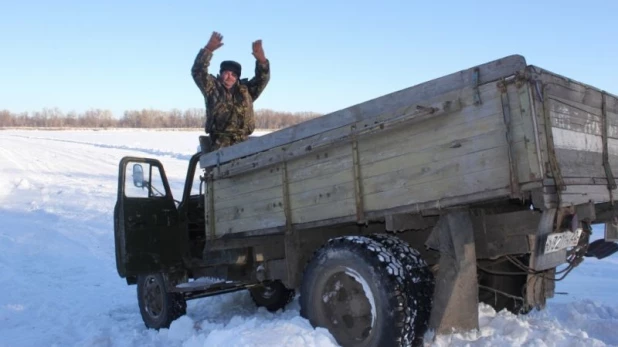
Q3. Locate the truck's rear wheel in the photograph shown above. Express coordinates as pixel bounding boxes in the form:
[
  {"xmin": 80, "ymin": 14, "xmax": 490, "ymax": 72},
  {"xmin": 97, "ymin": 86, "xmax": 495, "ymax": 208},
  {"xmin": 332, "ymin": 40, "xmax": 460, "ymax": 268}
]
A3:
[
  {"xmin": 249, "ymin": 280, "xmax": 295, "ymax": 312},
  {"xmin": 300, "ymin": 236, "xmax": 412, "ymax": 347},
  {"xmin": 369, "ymin": 233, "xmax": 435, "ymax": 346},
  {"xmin": 137, "ymin": 273, "xmax": 187, "ymax": 329}
]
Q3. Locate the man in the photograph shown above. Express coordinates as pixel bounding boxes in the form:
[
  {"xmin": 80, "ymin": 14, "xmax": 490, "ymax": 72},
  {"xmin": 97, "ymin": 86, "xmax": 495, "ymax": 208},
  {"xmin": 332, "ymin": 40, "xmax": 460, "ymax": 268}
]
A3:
[{"xmin": 191, "ymin": 31, "xmax": 270, "ymax": 151}]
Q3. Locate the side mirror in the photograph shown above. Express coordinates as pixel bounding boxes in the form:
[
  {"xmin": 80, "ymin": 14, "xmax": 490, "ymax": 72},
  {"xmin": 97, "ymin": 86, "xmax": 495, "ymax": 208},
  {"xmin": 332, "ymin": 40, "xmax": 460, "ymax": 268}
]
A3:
[{"xmin": 132, "ymin": 164, "xmax": 145, "ymax": 188}]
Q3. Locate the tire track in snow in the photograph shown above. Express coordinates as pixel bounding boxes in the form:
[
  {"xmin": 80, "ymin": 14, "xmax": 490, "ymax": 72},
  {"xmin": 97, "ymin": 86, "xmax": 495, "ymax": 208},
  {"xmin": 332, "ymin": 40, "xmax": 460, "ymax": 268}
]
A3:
[
  {"xmin": 0, "ymin": 146, "xmax": 27, "ymax": 171},
  {"xmin": 0, "ymin": 134, "xmax": 119, "ymax": 214}
]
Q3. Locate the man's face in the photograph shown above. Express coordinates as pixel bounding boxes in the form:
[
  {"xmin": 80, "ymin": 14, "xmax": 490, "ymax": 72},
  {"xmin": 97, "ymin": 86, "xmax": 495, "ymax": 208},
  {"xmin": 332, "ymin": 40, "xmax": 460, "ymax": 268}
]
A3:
[{"xmin": 220, "ymin": 70, "xmax": 238, "ymax": 89}]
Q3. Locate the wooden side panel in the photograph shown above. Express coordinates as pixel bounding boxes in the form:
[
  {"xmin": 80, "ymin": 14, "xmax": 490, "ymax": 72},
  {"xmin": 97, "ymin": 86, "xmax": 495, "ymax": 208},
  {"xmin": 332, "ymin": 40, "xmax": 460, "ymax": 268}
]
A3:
[
  {"xmin": 200, "ymin": 55, "xmax": 527, "ymax": 168},
  {"xmin": 359, "ymin": 83, "xmax": 510, "ymax": 213},
  {"xmin": 206, "ymin": 57, "xmax": 535, "ymax": 237},
  {"xmin": 212, "ymin": 167, "xmax": 285, "ymax": 236},
  {"xmin": 546, "ymin": 89, "xmax": 618, "ymax": 178},
  {"xmin": 287, "ymin": 144, "xmax": 356, "ymax": 224},
  {"xmin": 285, "ymin": 83, "xmax": 513, "ymax": 225},
  {"xmin": 532, "ymin": 66, "xmax": 618, "ymax": 207}
]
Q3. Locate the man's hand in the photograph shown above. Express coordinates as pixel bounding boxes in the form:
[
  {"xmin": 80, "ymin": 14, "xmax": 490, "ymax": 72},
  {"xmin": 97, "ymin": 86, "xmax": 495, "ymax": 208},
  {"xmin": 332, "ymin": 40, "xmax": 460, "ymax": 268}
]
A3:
[
  {"xmin": 252, "ymin": 40, "xmax": 267, "ymax": 64},
  {"xmin": 205, "ymin": 31, "xmax": 224, "ymax": 52}
]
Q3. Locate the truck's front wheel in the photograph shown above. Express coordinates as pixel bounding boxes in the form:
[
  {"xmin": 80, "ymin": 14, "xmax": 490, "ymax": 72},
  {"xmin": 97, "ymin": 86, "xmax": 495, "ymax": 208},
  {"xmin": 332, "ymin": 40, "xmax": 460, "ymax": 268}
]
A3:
[
  {"xmin": 137, "ymin": 273, "xmax": 187, "ymax": 329},
  {"xmin": 300, "ymin": 236, "xmax": 412, "ymax": 347}
]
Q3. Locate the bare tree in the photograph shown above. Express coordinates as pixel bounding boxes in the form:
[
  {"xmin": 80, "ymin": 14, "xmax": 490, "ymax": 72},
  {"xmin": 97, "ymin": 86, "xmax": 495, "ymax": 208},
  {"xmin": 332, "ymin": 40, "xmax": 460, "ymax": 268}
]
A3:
[{"xmin": 0, "ymin": 107, "xmax": 322, "ymax": 130}]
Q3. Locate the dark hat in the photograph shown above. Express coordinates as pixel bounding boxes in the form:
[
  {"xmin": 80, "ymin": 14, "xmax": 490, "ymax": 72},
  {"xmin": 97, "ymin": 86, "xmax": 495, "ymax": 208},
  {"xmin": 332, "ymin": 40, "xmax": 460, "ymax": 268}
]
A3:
[{"xmin": 220, "ymin": 60, "xmax": 241, "ymax": 77}]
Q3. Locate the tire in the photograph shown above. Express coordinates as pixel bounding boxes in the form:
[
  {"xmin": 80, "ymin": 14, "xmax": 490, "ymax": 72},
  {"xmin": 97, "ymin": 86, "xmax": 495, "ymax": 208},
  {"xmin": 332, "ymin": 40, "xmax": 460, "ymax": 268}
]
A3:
[
  {"xmin": 477, "ymin": 258, "xmax": 529, "ymax": 314},
  {"xmin": 249, "ymin": 280, "xmax": 295, "ymax": 312},
  {"xmin": 300, "ymin": 236, "xmax": 413, "ymax": 347},
  {"xmin": 137, "ymin": 273, "xmax": 187, "ymax": 329},
  {"xmin": 369, "ymin": 233, "xmax": 435, "ymax": 347}
]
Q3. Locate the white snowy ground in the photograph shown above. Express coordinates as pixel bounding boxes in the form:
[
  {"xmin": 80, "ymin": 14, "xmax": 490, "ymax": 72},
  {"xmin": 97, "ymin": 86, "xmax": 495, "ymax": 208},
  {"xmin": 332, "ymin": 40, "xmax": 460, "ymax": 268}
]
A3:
[{"xmin": 1, "ymin": 129, "xmax": 617, "ymax": 347}]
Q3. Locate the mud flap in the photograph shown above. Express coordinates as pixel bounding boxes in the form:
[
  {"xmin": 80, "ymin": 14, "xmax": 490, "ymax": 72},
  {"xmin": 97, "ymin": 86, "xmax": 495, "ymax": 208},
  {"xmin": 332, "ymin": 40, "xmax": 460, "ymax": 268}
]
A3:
[
  {"xmin": 425, "ymin": 208, "xmax": 479, "ymax": 334},
  {"xmin": 585, "ymin": 239, "xmax": 618, "ymax": 259}
]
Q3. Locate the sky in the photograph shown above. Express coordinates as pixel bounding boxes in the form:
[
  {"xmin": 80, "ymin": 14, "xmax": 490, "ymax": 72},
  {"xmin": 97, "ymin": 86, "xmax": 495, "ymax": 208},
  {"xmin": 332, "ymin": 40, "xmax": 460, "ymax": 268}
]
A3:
[{"xmin": 1, "ymin": 0, "xmax": 617, "ymax": 118}]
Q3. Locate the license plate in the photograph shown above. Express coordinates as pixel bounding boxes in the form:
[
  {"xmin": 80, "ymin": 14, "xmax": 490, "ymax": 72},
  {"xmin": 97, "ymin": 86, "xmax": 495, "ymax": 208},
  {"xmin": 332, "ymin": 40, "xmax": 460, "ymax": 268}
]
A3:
[{"xmin": 544, "ymin": 228, "xmax": 583, "ymax": 254}]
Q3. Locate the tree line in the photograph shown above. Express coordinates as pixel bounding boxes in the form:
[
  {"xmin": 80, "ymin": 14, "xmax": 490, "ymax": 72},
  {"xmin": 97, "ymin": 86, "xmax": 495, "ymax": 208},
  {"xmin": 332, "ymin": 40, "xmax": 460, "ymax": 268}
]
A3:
[{"xmin": 0, "ymin": 108, "xmax": 322, "ymax": 130}]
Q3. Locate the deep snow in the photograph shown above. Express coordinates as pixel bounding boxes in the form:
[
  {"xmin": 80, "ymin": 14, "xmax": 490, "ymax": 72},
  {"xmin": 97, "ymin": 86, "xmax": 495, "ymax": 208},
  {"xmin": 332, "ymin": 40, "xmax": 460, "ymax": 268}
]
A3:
[{"xmin": 1, "ymin": 129, "xmax": 617, "ymax": 347}]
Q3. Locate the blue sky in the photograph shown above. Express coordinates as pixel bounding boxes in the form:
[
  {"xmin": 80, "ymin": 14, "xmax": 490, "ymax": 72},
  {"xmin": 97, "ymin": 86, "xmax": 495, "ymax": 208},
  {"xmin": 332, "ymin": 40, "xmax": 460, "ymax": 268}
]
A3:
[{"xmin": 1, "ymin": 0, "xmax": 617, "ymax": 118}]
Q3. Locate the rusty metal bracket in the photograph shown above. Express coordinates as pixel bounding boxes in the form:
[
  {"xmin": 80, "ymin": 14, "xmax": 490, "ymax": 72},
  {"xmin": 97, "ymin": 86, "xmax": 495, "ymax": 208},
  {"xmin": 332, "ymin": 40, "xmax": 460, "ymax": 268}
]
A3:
[
  {"xmin": 282, "ymin": 160, "xmax": 293, "ymax": 232},
  {"xmin": 351, "ymin": 125, "xmax": 366, "ymax": 224},
  {"xmin": 281, "ymin": 159, "xmax": 301, "ymax": 287},
  {"xmin": 541, "ymin": 84, "xmax": 566, "ymax": 200},
  {"xmin": 601, "ymin": 91, "xmax": 617, "ymax": 195},
  {"xmin": 206, "ymin": 170, "xmax": 216, "ymax": 242},
  {"xmin": 473, "ymin": 68, "xmax": 482, "ymax": 105},
  {"xmin": 498, "ymin": 78, "xmax": 521, "ymax": 198}
]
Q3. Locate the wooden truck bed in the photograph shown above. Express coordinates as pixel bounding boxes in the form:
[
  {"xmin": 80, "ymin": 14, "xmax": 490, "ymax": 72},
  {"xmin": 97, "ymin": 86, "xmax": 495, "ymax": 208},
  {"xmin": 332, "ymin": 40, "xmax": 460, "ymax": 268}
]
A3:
[{"xmin": 199, "ymin": 54, "xmax": 618, "ymax": 240}]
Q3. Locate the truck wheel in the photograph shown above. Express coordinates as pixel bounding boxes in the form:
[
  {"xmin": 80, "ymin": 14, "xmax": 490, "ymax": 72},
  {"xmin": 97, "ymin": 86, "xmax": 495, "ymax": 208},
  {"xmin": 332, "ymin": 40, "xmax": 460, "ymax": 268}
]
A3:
[
  {"xmin": 300, "ymin": 236, "xmax": 413, "ymax": 347},
  {"xmin": 249, "ymin": 280, "xmax": 295, "ymax": 312},
  {"xmin": 369, "ymin": 233, "xmax": 435, "ymax": 346},
  {"xmin": 137, "ymin": 273, "xmax": 187, "ymax": 329}
]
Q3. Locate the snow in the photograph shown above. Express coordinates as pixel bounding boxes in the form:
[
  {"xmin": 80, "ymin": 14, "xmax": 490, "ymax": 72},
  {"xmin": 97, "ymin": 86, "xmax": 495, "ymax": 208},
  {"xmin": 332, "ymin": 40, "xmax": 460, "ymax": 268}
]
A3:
[{"xmin": 1, "ymin": 128, "xmax": 618, "ymax": 346}]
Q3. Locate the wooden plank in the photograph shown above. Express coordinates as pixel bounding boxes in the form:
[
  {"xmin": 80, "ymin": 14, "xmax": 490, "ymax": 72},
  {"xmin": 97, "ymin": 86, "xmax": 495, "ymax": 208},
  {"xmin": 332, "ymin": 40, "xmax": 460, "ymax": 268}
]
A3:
[
  {"xmin": 553, "ymin": 148, "xmax": 618, "ymax": 179},
  {"xmin": 290, "ymin": 181, "xmax": 356, "ymax": 211},
  {"xmin": 359, "ymin": 114, "xmax": 506, "ymax": 167},
  {"xmin": 529, "ymin": 77, "xmax": 549, "ymax": 180},
  {"xmin": 364, "ymin": 165, "xmax": 511, "ymax": 213},
  {"xmin": 290, "ymin": 196, "xmax": 358, "ymax": 224},
  {"xmin": 362, "ymin": 146, "xmax": 510, "ymax": 211},
  {"xmin": 360, "ymin": 130, "xmax": 509, "ymax": 182},
  {"xmin": 551, "ymin": 127, "xmax": 618, "ymax": 155},
  {"xmin": 549, "ymin": 95, "xmax": 603, "ymax": 118},
  {"xmin": 214, "ymin": 180, "xmax": 282, "ymax": 207},
  {"xmin": 288, "ymin": 165, "xmax": 353, "ymax": 196},
  {"xmin": 214, "ymin": 164, "xmax": 283, "ymax": 192},
  {"xmin": 546, "ymin": 98, "xmax": 618, "ymax": 138},
  {"xmin": 554, "ymin": 148, "xmax": 604, "ymax": 178},
  {"xmin": 559, "ymin": 184, "xmax": 611, "ymax": 207},
  {"xmin": 212, "ymin": 98, "xmax": 455, "ymax": 180},
  {"xmin": 357, "ymin": 105, "xmax": 504, "ymax": 163},
  {"xmin": 200, "ymin": 55, "xmax": 528, "ymax": 168},
  {"xmin": 286, "ymin": 144, "xmax": 353, "ymax": 184},
  {"xmin": 512, "ymin": 140, "xmax": 537, "ymax": 183},
  {"xmin": 214, "ymin": 188, "xmax": 284, "ymax": 220},
  {"xmin": 215, "ymin": 211, "xmax": 286, "ymax": 236},
  {"xmin": 546, "ymin": 93, "xmax": 606, "ymax": 136}
]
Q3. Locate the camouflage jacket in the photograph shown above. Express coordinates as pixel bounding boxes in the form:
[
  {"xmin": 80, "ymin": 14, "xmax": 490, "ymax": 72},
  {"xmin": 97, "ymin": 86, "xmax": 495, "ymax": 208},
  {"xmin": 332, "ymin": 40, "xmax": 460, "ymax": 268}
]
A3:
[{"xmin": 191, "ymin": 48, "xmax": 270, "ymax": 138}]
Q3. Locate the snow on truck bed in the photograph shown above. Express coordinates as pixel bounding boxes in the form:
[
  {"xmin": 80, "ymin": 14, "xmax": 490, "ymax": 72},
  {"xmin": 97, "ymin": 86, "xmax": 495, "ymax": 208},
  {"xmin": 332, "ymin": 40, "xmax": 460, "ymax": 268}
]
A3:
[{"xmin": 0, "ymin": 129, "xmax": 617, "ymax": 347}]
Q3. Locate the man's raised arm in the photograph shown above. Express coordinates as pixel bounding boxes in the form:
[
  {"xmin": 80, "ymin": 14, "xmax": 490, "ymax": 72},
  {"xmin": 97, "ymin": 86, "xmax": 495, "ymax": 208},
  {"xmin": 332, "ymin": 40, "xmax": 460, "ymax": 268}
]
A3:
[
  {"xmin": 246, "ymin": 39, "xmax": 271, "ymax": 101},
  {"xmin": 191, "ymin": 31, "xmax": 224, "ymax": 95}
]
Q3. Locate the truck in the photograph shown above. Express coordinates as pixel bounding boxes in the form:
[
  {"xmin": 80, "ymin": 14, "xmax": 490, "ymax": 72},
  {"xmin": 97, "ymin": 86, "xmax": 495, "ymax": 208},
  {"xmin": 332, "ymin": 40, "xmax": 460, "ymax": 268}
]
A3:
[{"xmin": 113, "ymin": 54, "xmax": 618, "ymax": 347}]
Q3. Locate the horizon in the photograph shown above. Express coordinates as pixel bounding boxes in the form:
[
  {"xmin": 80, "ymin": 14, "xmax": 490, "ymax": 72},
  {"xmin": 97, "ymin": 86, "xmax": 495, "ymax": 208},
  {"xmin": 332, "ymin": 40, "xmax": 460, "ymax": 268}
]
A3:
[{"xmin": 2, "ymin": 1, "xmax": 617, "ymax": 118}]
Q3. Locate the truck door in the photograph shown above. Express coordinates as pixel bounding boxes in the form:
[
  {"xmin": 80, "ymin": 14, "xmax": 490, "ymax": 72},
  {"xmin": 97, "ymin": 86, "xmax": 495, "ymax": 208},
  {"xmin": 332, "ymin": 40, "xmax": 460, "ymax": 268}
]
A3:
[{"xmin": 114, "ymin": 157, "xmax": 188, "ymax": 278}]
